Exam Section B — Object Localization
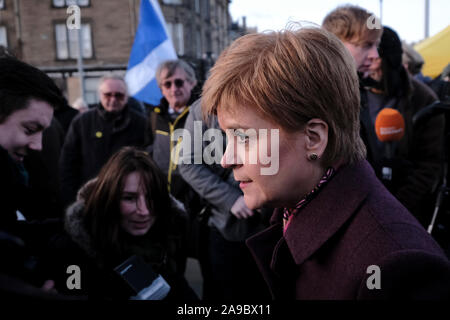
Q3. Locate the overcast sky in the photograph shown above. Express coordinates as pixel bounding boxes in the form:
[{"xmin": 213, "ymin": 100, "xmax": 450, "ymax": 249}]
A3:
[{"xmin": 229, "ymin": 0, "xmax": 450, "ymax": 44}]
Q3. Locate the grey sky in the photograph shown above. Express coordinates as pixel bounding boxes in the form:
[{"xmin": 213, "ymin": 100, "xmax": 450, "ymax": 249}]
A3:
[{"xmin": 229, "ymin": 0, "xmax": 450, "ymax": 44}]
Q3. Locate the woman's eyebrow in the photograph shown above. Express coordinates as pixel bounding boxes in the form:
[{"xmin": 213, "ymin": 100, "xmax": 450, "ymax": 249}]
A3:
[
  {"xmin": 22, "ymin": 120, "xmax": 45, "ymax": 131},
  {"xmin": 122, "ymin": 191, "xmax": 138, "ymax": 195}
]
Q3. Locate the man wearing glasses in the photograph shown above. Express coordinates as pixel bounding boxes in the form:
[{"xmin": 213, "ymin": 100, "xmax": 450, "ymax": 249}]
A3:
[
  {"xmin": 148, "ymin": 60, "xmax": 198, "ymax": 200},
  {"xmin": 147, "ymin": 60, "xmax": 200, "ymax": 271},
  {"xmin": 60, "ymin": 74, "xmax": 147, "ymax": 206}
]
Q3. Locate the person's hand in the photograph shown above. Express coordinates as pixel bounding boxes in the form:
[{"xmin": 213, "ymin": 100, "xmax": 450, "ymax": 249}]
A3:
[{"xmin": 230, "ymin": 196, "xmax": 254, "ymax": 219}]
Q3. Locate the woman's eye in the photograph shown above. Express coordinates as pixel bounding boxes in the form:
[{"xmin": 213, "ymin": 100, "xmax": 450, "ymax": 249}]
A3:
[
  {"xmin": 235, "ymin": 131, "xmax": 249, "ymax": 143},
  {"xmin": 122, "ymin": 195, "xmax": 136, "ymax": 202},
  {"xmin": 24, "ymin": 127, "xmax": 36, "ymax": 136}
]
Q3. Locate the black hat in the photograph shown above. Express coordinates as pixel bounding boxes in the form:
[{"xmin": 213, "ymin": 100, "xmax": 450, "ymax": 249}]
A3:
[{"xmin": 378, "ymin": 26, "xmax": 403, "ymax": 70}]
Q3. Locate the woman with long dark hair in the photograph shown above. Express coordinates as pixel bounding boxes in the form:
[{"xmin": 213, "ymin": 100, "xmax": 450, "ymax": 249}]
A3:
[{"xmin": 46, "ymin": 147, "xmax": 196, "ymax": 300}]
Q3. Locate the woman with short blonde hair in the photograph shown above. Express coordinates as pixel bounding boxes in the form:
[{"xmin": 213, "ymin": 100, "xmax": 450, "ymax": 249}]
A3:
[
  {"xmin": 203, "ymin": 27, "xmax": 366, "ymax": 169},
  {"xmin": 202, "ymin": 27, "xmax": 450, "ymax": 299}
]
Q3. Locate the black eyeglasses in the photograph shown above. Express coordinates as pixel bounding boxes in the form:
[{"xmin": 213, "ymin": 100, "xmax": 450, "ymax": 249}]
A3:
[
  {"xmin": 162, "ymin": 78, "xmax": 185, "ymax": 89},
  {"xmin": 102, "ymin": 92, "xmax": 125, "ymax": 100}
]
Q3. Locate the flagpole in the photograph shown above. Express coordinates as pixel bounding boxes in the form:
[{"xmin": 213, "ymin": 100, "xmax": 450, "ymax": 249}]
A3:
[
  {"xmin": 424, "ymin": 0, "xmax": 430, "ymax": 38},
  {"xmin": 125, "ymin": 0, "xmax": 177, "ymax": 105},
  {"xmin": 379, "ymin": 0, "xmax": 383, "ymax": 24},
  {"xmin": 76, "ymin": 27, "xmax": 86, "ymax": 102}
]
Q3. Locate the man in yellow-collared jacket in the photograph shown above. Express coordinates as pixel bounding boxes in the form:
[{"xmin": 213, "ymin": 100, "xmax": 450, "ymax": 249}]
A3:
[{"xmin": 147, "ymin": 60, "xmax": 200, "ymax": 216}]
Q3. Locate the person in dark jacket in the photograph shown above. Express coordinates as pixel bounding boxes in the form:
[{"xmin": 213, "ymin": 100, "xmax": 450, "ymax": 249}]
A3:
[
  {"xmin": 0, "ymin": 56, "xmax": 65, "ymax": 229},
  {"xmin": 59, "ymin": 74, "xmax": 147, "ymax": 207},
  {"xmin": 22, "ymin": 117, "xmax": 66, "ymax": 220},
  {"xmin": 362, "ymin": 26, "xmax": 444, "ymax": 226},
  {"xmin": 54, "ymin": 97, "xmax": 79, "ymax": 137},
  {"xmin": 46, "ymin": 147, "xmax": 196, "ymax": 300},
  {"xmin": 201, "ymin": 27, "xmax": 450, "ymax": 299},
  {"xmin": 0, "ymin": 56, "xmax": 68, "ymax": 298},
  {"xmin": 323, "ymin": 7, "xmax": 445, "ymax": 227},
  {"xmin": 429, "ymin": 64, "xmax": 450, "ymax": 101}
]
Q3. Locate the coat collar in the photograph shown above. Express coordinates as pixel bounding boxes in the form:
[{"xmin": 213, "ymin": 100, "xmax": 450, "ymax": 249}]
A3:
[
  {"xmin": 281, "ymin": 160, "xmax": 373, "ymax": 265},
  {"xmin": 246, "ymin": 160, "xmax": 375, "ymax": 298}
]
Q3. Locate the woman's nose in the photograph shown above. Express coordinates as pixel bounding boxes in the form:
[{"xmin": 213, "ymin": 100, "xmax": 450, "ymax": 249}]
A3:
[
  {"xmin": 136, "ymin": 196, "xmax": 149, "ymax": 215},
  {"xmin": 221, "ymin": 141, "xmax": 241, "ymax": 168}
]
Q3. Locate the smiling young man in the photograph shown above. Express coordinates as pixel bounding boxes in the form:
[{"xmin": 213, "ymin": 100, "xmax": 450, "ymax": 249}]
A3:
[
  {"xmin": 0, "ymin": 56, "xmax": 70, "ymax": 298},
  {"xmin": 0, "ymin": 100, "xmax": 53, "ymax": 162},
  {"xmin": 0, "ymin": 56, "xmax": 64, "ymax": 227}
]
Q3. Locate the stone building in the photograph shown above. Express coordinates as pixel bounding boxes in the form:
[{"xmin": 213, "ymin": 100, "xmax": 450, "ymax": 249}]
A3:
[{"xmin": 0, "ymin": 0, "xmax": 239, "ymax": 105}]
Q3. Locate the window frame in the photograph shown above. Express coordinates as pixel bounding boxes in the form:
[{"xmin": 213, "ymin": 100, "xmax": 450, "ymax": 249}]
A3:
[
  {"xmin": 53, "ymin": 20, "xmax": 94, "ymax": 61},
  {"xmin": 195, "ymin": 28, "xmax": 202, "ymax": 58},
  {"xmin": 194, "ymin": 0, "xmax": 200, "ymax": 14},
  {"xmin": 162, "ymin": 0, "xmax": 183, "ymax": 5},
  {"xmin": 51, "ymin": 0, "xmax": 90, "ymax": 9},
  {"xmin": 0, "ymin": 25, "xmax": 7, "ymax": 48},
  {"xmin": 167, "ymin": 22, "xmax": 184, "ymax": 56},
  {"xmin": 201, "ymin": 0, "xmax": 210, "ymax": 20}
]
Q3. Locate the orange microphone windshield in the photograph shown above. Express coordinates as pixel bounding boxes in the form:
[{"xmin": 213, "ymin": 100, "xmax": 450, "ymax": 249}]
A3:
[{"xmin": 375, "ymin": 108, "xmax": 405, "ymax": 142}]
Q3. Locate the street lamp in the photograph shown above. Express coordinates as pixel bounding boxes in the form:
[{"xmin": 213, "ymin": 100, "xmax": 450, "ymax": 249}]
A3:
[
  {"xmin": 425, "ymin": 0, "xmax": 430, "ymax": 38},
  {"xmin": 379, "ymin": 0, "xmax": 383, "ymax": 24}
]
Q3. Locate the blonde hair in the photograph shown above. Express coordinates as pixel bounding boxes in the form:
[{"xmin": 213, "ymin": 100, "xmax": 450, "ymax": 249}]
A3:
[
  {"xmin": 322, "ymin": 5, "xmax": 382, "ymax": 46},
  {"xmin": 202, "ymin": 27, "xmax": 366, "ymax": 167}
]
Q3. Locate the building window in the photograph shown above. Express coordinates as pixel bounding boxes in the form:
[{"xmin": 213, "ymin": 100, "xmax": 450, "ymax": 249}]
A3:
[
  {"xmin": 167, "ymin": 23, "xmax": 184, "ymax": 56},
  {"xmin": 194, "ymin": 0, "xmax": 200, "ymax": 13},
  {"xmin": 162, "ymin": 0, "xmax": 182, "ymax": 4},
  {"xmin": 195, "ymin": 30, "xmax": 202, "ymax": 58},
  {"xmin": 0, "ymin": 26, "xmax": 7, "ymax": 47},
  {"xmin": 85, "ymin": 77, "xmax": 100, "ymax": 105},
  {"xmin": 52, "ymin": 0, "xmax": 90, "ymax": 7},
  {"xmin": 211, "ymin": 0, "xmax": 216, "ymax": 18},
  {"xmin": 0, "ymin": 0, "xmax": 4, "ymax": 9},
  {"xmin": 201, "ymin": 0, "xmax": 210, "ymax": 20},
  {"xmin": 55, "ymin": 23, "xmax": 93, "ymax": 59}
]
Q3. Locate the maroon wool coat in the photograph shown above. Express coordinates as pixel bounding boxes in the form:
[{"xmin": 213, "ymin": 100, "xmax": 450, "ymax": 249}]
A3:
[{"xmin": 246, "ymin": 160, "xmax": 450, "ymax": 300}]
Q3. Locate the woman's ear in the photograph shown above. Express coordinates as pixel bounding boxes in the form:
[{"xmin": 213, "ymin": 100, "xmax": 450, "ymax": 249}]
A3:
[{"xmin": 304, "ymin": 118, "xmax": 328, "ymax": 157}]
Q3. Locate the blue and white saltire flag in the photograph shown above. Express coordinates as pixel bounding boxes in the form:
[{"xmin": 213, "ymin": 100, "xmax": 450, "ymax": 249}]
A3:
[{"xmin": 125, "ymin": 0, "xmax": 177, "ymax": 105}]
